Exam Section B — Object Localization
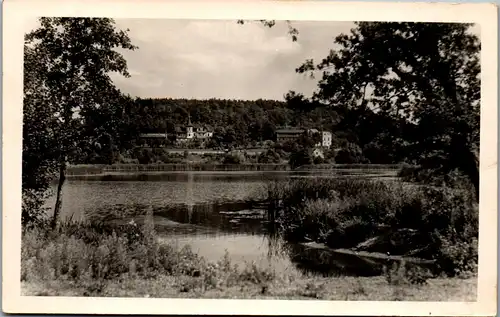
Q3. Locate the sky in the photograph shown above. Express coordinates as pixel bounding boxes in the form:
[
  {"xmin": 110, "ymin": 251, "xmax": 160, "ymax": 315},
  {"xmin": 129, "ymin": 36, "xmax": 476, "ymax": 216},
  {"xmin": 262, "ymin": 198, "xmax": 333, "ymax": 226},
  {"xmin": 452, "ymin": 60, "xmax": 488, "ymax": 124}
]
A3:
[
  {"xmin": 111, "ymin": 19, "xmax": 357, "ymax": 101},
  {"xmin": 23, "ymin": 19, "xmax": 480, "ymax": 102},
  {"xmin": 24, "ymin": 18, "xmax": 355, "ymax": 101}
]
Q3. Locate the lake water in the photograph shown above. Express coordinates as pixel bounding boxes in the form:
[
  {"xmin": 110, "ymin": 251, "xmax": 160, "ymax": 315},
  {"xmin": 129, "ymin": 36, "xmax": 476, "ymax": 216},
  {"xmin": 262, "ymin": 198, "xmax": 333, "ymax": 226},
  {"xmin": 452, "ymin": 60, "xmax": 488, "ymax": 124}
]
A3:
[{"xmin": 45, "ymin": 169, "xmax": 399, "ymax": 276}]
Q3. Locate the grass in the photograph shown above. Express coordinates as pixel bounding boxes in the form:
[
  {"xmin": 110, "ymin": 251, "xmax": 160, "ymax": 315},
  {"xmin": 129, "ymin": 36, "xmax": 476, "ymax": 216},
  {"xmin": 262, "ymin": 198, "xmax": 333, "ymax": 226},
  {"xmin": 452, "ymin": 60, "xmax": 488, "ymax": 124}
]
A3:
[
  {"xmin": 21, "ymin": 215, "xmax": 476, "ymax": 301},
  {"xmin": 267, "ymin": 177, "xmax": 478, "ymax": 277},
  {"xmin": 21, "ymin": 272, "xmax": 476, "ymax": 301}
]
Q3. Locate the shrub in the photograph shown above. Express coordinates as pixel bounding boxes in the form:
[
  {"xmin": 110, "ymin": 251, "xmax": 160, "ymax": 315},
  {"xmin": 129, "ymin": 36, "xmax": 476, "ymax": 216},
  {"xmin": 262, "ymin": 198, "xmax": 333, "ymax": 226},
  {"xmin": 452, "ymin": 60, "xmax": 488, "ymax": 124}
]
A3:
[
  {"xmin": 21, "ymin": 217, "xmax": 280, "ymax": 295},
  {"xmin": 21, "ymin": 218, "xmax": 204, "ymax": 285},
  {"xmin": 398, "ymin": 165, "xmax": 477, "ymax": 201},
  {"xmin": 434, "ymin": 237, "xmax": 478, "ymax": 277},
  {"xmin": 313, "ymin": 156, "xmax": 325, "ymax": 164},
  {"xmin": 268, "ymin": 177, "xmax": 478, "ymax": 276},
  {"xmin": 258, "ymin": 149, "xmax": 281, "ymax": 164},
  {"xmin": 22, "ymin": 189, "xmax": 51, "ymax": 229},
  {"xmin": 289, "ymin": 148, "xmax": 313, "ymax": 169},
  {"xmin": 335, "ymin": 143, "xmax": 368, "ymax": 164},
  {"xmin": 384, "ymin": 261, "xmax": 432, "ymax": 286},
  {"xmin": 223, "ymin": 152, "xmax": 245, "ymax": 164}
]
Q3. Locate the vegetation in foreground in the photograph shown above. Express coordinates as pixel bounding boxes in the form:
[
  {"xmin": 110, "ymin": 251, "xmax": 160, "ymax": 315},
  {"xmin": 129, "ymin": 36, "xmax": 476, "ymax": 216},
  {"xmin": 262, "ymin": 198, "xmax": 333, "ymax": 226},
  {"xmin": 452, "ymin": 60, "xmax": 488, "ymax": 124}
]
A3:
[
  {"xmin": 268, "ymin": 177, "xmax": 478, "ymax": 277},
  {"xmin": 21, "ymin": 219, "xmax": 475, "ymax": 301}
]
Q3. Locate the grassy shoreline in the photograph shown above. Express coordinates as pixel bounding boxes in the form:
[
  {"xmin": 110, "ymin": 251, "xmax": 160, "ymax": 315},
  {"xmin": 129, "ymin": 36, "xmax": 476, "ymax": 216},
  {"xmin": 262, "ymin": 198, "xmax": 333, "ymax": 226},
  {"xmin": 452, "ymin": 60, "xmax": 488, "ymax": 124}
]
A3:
[
  {"xmin": 22, "ymin": 274, "xmax": 476, "ymax": 301},
  {"xmin": 21, "ymin": 214, "xmax": 477, "ymax": 301}
]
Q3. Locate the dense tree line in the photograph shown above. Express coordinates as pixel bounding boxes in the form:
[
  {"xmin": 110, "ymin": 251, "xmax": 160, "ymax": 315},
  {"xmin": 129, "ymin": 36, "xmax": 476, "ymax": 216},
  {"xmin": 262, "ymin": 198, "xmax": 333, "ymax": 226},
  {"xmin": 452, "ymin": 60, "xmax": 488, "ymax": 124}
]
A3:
[{"xmin": 127, "ymin": 96, "xmax": 407, "ymax": 165}]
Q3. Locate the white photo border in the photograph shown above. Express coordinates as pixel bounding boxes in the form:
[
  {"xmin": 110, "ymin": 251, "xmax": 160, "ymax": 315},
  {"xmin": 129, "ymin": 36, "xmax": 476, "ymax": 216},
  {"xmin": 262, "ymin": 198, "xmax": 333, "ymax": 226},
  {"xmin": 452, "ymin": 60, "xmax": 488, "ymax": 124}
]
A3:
[{"xmin": 2, "ymin": 1, "xmax": 497, "ymax": 315}]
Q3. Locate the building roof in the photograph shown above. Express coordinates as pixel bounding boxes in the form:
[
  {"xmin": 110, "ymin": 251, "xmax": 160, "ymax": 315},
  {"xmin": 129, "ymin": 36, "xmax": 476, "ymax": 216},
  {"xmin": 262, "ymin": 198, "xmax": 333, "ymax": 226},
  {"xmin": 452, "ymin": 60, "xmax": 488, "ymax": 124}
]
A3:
[
  {"xmin": 194, "ymin": 124, "xmax": 214, "ymax": 132},
  {"xmin": 276, "ymin": 129, "xmax": 305, "ymax": 134},
  {"xmin": 139, "ymin": 133, "xmax": 167, "ymax": 138}
]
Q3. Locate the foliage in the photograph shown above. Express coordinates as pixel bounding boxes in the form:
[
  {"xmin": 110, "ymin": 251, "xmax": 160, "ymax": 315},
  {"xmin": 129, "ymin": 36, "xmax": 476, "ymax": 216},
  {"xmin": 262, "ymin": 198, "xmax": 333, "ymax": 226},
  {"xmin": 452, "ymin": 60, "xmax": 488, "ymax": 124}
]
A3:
[
  {"xmin": 268, "ymin": 178, "xmax": 478, "ymax": 276},
  {"xmin": 129, "ymin": 97, "xmax": 404, "ymax": 167},
  {"xmin": 384, "ymin": 261, "xmax": 433, "ymax": 286},
  {"xmin": 22, "ymin": 190, "xmax": 51, "ymax": 229},
  {"xmin": 21, "ymin": 220, "xmax": 279, "ymax": 295},
  {"xmin": 258, "ymin": 149, "xmax": 282, "ymax": 164},
  {"xmin": 289, "ymin": 148, "xmax": 313, "ymax": 169},
  {"xmin": 399, "ymin": 165, "xmax": 477, "ymax": 200},
  {"xmin": 293, "ymin": 22, "xmax": 480, "ymax": 198},
  {"xmin": 237, "ymin": 20, "xmax": 299, "ymax": 42},
  {"xmin": 335, "ymin": 143, "xmax": 368, "ymax": 164},
  {"xmin": 24, "ymin": 18, "xmax": 138, "ymax": 226},
  {"xmin": 22, "ymin": 45, "xmax": 59, "ymax": 224},
  {"xmin": 222, "ymin": 152, "xmax": 246, "ymax": 164}
]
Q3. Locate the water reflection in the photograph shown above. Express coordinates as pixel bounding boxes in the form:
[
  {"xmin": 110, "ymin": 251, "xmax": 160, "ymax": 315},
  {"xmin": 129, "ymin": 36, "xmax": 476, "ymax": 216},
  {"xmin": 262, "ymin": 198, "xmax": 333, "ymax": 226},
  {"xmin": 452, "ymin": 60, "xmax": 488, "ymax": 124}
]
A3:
[
  {"xmin": 153, "ymin": 203, "xmax": 267, "ymax": 235},
  {"xmin": 286, "ymin": 243, "xmax": 384, "ymax": 277}
]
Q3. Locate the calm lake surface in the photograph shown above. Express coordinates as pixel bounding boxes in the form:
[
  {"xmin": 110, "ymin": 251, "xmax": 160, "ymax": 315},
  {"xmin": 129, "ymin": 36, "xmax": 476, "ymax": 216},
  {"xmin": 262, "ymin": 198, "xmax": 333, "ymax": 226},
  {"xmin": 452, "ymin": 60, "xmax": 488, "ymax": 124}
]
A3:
[{"xmin": 45, "ymin": 169, "xmax": 399, "ymax": 277}]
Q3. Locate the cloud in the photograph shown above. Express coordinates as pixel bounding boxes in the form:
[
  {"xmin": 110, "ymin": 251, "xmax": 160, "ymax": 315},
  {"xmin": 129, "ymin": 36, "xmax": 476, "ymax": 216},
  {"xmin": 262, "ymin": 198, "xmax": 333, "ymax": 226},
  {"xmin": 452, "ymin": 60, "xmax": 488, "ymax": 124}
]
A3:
[
  {"xmin": 27, "ymin": 19, "xmax": 481, "ymax": 101},
  {"xmin": 111, "ymin": 19, "xmax": 354, "ymax": 100}
]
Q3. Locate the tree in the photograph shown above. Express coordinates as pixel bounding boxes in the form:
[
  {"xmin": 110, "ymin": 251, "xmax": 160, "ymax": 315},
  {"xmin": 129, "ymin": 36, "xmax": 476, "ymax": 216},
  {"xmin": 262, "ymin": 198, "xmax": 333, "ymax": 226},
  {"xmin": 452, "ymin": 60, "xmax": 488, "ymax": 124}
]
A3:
[
  {"xmin": 295, "ymin": 22, "xmax": 480, "ymax": 198},
  {"xmin": 24, "ymin": 18, "xmax": 138, "ymax": 228},
  {"xmin": 22, "ymin": 46, "xmax": 60, "ymax": 226},
  {"xmin": 289, "ymin": 148, "xmax": 313, "ymax": 169},
  {"xmin": 335, "ymin": 143, "xmax": 367, "ymax": 164},
  {"xmin": 258, "ymin": 149, "xmax": 281, "ymax": 164}
]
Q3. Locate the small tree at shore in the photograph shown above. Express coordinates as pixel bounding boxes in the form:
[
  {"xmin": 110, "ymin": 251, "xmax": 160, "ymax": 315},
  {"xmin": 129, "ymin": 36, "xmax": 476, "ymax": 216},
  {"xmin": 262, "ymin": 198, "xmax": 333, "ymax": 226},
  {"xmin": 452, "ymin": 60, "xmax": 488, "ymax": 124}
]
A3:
[{"xmin": 24, "ymin": 18, "xmax": 138, "ymax": 228}]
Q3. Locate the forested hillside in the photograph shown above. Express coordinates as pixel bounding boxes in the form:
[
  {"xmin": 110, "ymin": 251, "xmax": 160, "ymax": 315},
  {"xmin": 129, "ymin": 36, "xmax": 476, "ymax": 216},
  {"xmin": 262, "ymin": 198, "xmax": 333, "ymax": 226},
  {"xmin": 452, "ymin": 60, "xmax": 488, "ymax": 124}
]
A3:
[{"xmin": 127, "ymin": 96, "xmax": 412, "ymax": 164}]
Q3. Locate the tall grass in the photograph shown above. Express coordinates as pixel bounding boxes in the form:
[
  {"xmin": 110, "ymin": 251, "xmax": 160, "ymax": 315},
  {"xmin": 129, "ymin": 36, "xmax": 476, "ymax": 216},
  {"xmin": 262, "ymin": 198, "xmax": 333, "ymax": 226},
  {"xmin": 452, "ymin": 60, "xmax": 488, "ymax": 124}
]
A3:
[
  {"xmin": 267, "ymin": 178, "xmax": 478, "ymax": 277},
  {"xmin": 21, "ymin": 217, "xmax": 281, "ymax": 296}
]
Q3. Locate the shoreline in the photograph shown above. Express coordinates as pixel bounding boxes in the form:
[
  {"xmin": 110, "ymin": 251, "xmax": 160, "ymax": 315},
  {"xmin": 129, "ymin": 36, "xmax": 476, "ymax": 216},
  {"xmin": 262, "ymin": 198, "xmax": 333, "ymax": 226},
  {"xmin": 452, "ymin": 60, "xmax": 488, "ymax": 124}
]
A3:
[
  {"xmin": 66, "ymin": 163, "xmax": 402, "ymax": 176},
  {"xmin": 21, "ymin": 274, "xmax": 476, "ymax": 301}
]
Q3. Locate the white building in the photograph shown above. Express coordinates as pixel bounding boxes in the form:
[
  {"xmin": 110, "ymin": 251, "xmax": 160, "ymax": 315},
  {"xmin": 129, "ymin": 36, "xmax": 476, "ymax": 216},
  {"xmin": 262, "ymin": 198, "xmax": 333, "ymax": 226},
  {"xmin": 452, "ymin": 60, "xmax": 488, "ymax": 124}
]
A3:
[
  {"xmin": 307, "ymin": 129, "xmax": 332, "ymax": 149},
  {"xmin": 175, "ymin": 116, "xmax": 213, "ymax": 143},
  {"xmin": 321, "ymin": 131, "xmax": 332, "ymax": 148}
]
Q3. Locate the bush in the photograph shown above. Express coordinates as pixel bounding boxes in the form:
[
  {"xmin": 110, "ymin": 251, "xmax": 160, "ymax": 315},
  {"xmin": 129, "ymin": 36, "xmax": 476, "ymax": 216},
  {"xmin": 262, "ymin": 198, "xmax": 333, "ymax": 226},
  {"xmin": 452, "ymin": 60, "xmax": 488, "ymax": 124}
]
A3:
[
  {"xmin": 258, "ymin": 149, "xmax": 281, "ymax": 164},
  {"xmin": 223, "ymin": 152, "xmax": 245, "ymax": 164},
  {"xmin": 335, "ymin": 143, "xmax": 368, "ymax": 164},
  {"xmin": 398, "ymin": 165, "xmax": 477, "ymax": 201},
  {"xmin": 268, "ymin": 178, "xmax": 478, "ymax": 276},
  {"xmin": 21, "ymin": 218, "xmax": 280, "ymax": 295},
  {"xmin": 22, "ymin": 189, "xmax": 51, "ymax": 229},
  {"xmin": 21, "ymin": 218, "xmax": 203, "ymax": 284},
  {"xmin": 289, "ymin": 148, "xmax": 313, "ymax": 169},
  {"xmin": 313, "ymin": 156, "xmax": 325, "ymax": 164}
]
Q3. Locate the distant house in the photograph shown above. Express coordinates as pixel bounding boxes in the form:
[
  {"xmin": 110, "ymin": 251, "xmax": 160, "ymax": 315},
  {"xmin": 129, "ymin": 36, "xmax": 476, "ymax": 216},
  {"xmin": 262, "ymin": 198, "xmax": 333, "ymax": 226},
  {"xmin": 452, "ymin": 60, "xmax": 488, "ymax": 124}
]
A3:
[
  {"xmin": 138, "ymin": 132, "xmax": 168, "ymax": 147},
  {"xmin": 193, "ymin": 125, "xmax": 214, "ymax": 139},
  {"xmin": 276, "ymin": 128, "xmax": 306, "ymax": 143},
  {"xmin": 276, "ymin": 127, "xmax": 332, "ymax": 149},
  {"xmin": 175, "ymin": 116, "xmax": 213, "ymax": 144},
  {"xmin": 320, "ymin": 131, "xmax": 333, "ymax": 148}
]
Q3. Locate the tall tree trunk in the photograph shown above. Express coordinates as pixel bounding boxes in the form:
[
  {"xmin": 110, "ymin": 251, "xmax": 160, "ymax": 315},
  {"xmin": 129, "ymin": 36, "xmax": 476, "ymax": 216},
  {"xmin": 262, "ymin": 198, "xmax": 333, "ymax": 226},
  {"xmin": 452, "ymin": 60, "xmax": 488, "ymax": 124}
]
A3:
[{"xmin": 51, "ymin": 159, "xmax": 66, "ymax": 230}]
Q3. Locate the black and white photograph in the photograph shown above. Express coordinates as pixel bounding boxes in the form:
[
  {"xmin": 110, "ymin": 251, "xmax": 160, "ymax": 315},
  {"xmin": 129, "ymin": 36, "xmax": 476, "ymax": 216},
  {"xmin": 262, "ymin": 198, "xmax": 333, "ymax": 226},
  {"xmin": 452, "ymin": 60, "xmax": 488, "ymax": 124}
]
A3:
[{"xmin": 3, "ymin": 1, "xmax": 498, "ymax": 315}]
